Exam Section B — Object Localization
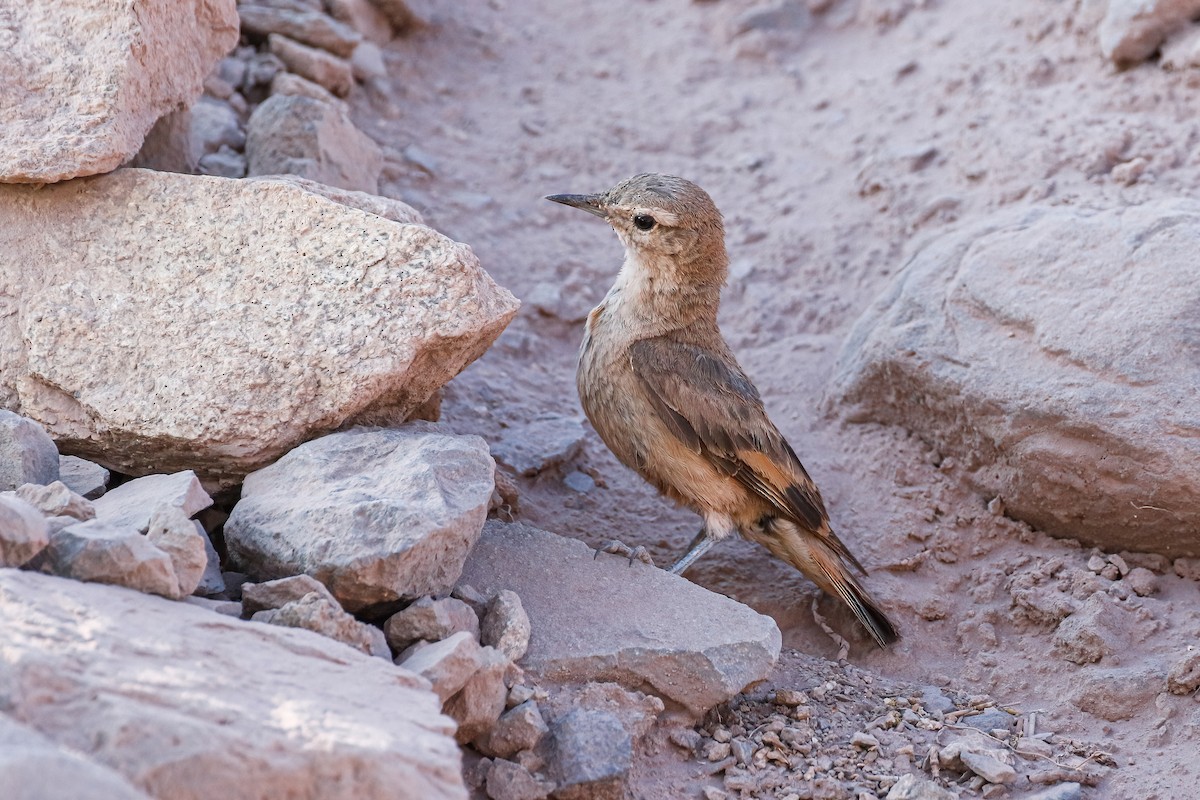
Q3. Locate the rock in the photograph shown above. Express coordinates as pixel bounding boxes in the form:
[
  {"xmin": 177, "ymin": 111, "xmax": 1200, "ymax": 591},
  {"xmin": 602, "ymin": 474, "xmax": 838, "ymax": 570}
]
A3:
[
  {"xmin": 485, "ymin": 759, "xmax": 553, "ymax": 800},
  {"xmin": 445, "ymin": 647, "xmax": 510, "ymax": 743},
  {"xmin": 0, "ymin": 411, "xmax": 58, "ymax": 490},
  {"xmin": 475, "ymin": 700, "xmax": 549, "ymax": 758},
  {"xmin": 145, "ymin": 504, "xmax": 210, "ymax": 598},
  {"xmin": 1099, "ymin": 0, "xmax": 1200, "ymax": 66},
  {"xmin": 0, "ymin": 0, "xmax": 238, "ymax": 183},
  {"xmin": 482, "ymin": 589, "xmax": 532, "ymax": 661},
  {"xmin": 830, "ymin": 200, "xmax": 1200, "ymax": 557},
  {"xmin": 43, "ymin": 520, "xmax": 180, "ymax": 599},
  {"xmin": 268, "ymin": 34, "xmax": 354, "ymax": 97},
  {"xmin": 129, "ymin": 109, "xmax": 198, "ymax": 173},
  {"xmin": 245, "ymin": 93, "xmax": 380, "ymax": 192},
  {"xmin": 252, "ymin": 174, "xmax": 423, "ymax": 225},
  {"xmin": 490, "ymin": 415, "xmax": 586, "ymax": 477},
  {"xmin": 1125, "ymin": 566, "xmax": 1158, "ymax": 596},
  {"xmin": 958, "ymin": 707, "xmax": 1018, "ymax": 734},
  {"xmin": 93, "ymin": 472, "xmax": 212, "ymax": 533},
  {"xmin": 58, "ymin": 456, "xmax": 109, "ymax": 500},
  {"xmin": 239, "ymin": 4, "xmax": 362, "ymax": 57},
  {"xmin": 0, "ymin": 714, "xmax": 151, "ymax": 800},
  {"xmin": 270, "ymin": 70, "xmax": 347, "ymax": 106},
  {"xmin": 458, "ymin": 521, "xmax": 781, "ymax": 715},
  {"xmin": 1071, "ymin": 666, "xmax": 1164, "ymax": 721},
  {"xmin": 0, "ymin": 570, "xmax": 466, "ymax": 798},
  {"xmin": 188, "ymin": 96, "xmax": 246, "ymax": 162},
  {"xmin": 1053, "ymin": 592, "xmax": 1139, "ymax": 665},
  {"xmin": 850, "ymin": 732, "xmax": 880, "ymax": 749},
  {"xmin": 13, "ymin": 481, "xmax": 95, "ymax": 521},
  {"xmin": 226, "ymin": 426, "xmax": 494, "ymax": 613},
  {"xmin": 0, "ymin": 169, "xmax": 517, "ymax": 484},
  {"xmin": 549, "ymin": 709, "xmax": 631, "ymax": 800},
  {"xmin": 0, "ymin": 495, "xmax": 49, "ymax": 568},
  {"xmin": 1166, "ymin": 649, "xmax": 1200, "ymax": 694},
  {"xmin": 369, "ymin": 0, "xmax": 425, "ymax": 34},
  {"xmin": 960, "ymin": 749, "xmax": 1017, "ymax": 784},
  {"xmin": 1025, "ymin": 784, "xmax": 1083, "ymax": 800},
  {"xmin": 242, "ymin": 573, "xmax": 339, "ymax": 615},
  {"xmin": 270, "ymin": 592, "xmax": 390, "ymax": 658},
  {"xmin": 197, "ymin": 145, "xmax": 248, "ymax": 178},
  {"xmin": 326, "ymin": 0, "xmax": 394, "ymax": 44},
  {"xmin": 398, "ymin": 631, "xmax": 486, "ymax": 703},
  {"xmin": 351, "ymin": 41, "xmax": 388, "ymax": 82},
  {"xmin": 384, "ymin": 596, "xmax": 482, "ymax": 651},
  {"xmin": 886, "ymin": 773, "xmax": 957, "ymax": 800}
]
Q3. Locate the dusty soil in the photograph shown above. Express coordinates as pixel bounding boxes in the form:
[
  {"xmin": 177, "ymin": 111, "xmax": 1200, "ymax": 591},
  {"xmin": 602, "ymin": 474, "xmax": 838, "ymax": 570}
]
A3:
[{"xmin": 353, "ymin": 1, "xmax": 1199, "ymax": 796}]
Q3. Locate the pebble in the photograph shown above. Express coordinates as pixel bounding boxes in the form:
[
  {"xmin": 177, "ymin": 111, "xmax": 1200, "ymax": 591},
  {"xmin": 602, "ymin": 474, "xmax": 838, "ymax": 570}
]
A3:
[
  {"xmin": 668, "ymin": 728, "xmax": 702, "ymax": 753},
  {"xmin": 960, "ymin": 750, "xmax": 1017, "ymax": 784},
  {"xmin": 851, "ymin": 732, "xmax": 880, "ymax": 749},
  {"xmin": 730, "ymin": 738, "xmax": 755, "ymax": 766},
  {"xmin": 706, "ymin": 741, "xmax": 732, "ymax": 762},
  {"xmin": 702, "ymin": 787, "xmax": 729, "ymax": 800},
  {"xmin": 712, "ymin": 727, "xmax": 732, "ymax": 743},
  {"xmin": 562, "ymin": 471, "xmax": 595, "ymax": 493},
  {"xmin": 1125, "ymin": 566, "xmax": 1158, "ymax": 596},
  {"xmin": 774, "ymin": 689, "xmax": 808, "ymax": 706}
]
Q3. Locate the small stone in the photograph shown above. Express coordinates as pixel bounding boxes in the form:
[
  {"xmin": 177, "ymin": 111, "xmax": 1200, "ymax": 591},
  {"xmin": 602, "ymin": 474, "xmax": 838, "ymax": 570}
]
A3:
[
  {"xmin": 242, "ymin": 574, "xmax": 339, "ymax": 616},
  {"xmin": 712, "ymin": 727, "xmax": 732, "ymax": 743},
  {"xmin": 270, "ymin": 70, "xmax": 345, "ymax": 106},
  {"xmin": 774, "ymin": 689, "xmax": 808, "ymax": 706},
  {"xmin": 57, "ymin": 455, "xmax": 109, "ymax": 499},
  {"xmin": 238, "ymin": 4, "xmax": 362, "ymax": 58},
  {"xmin": 706, "ymin": 741, "xmax": 732, "ymax": 762},
  {"xmin": 1167, "ymin": 649, "xmax": 1200, "ymax": 695},
  {"xmin": 1025, "ymin": 783, "xmax": 1083, "ymax": 800},
  {"xmin": 1125, "ymin": 566, "xmax": 1158, "ymax": 596},
  {"xmin": 350, "ymin": 41, "xmax": 387, "ymax": 82},
  {"xmin": 886, "ymin": 773, "xmax": 957, "ymax": 800},
  {"xmin": 93, "ymin": 471, "xmax": 212, "ymax": 534},
  {"xmin": 271, "ymin": 592, "xmax": 390, "ymax": 658},
  {"xmin": 550, "ymin": 709, "xmax": 631, "ymax": 800},
  {"xmin": 1086, "ymin": 555, "xmax": 1106, "ymax": 573},
  {"xmin": 1053, "ymin": 592, "xmax": 1135, "ymax": 665},
  {"xmin": 475, "ymin": 699, "xmax": 548, "ymax": 758},
  {"xmin": 563, "ymin": 471, "xmax": 595, "ymax": 493},
  {"xmin": 445, "ymin": 646, "xmax": 509, "ymax": 743},
  {"xmin": 14, "ymin": 481, "xmax": 94, "ymax": 522},
  {"xmin": 146, "ymin": 503, "xmax": 209, "ymax": 598},
  {"xmin": 703, "ymin": 788, "xmax": 729, "ymax": 800},
  {"xmin": 44, "ymin": 520, "xmax": 178, "ymax": 599},
  {"xmin": 960, "ymin": 750, "xmax": 1017, "ymax": 784},
  {"xmin": 397, "ymin": 630, "xmax": 485, "ymax": 703},
  {"xmin": 490, "ymin": 415, "xmax": 586, "ymax": 477},
  {"xmin": 0, "ymin": 411, "xmax": 59, "ymax": 491},
  {"xmin": 0, "ymin": 495, "xmax": 49, "ymax": 567},
  {"xmin": 668, "ymin": 728, "xmax": 702, "ymax": 753},
  {"xmin": 482, "ymin": 589, "xmax": 532, "ymax": 661},
  {"xmin": 384, "ymin": 596, "xmax": 481, "ymax": 652},
  {"xmin": 452, "ymin": 583, "xmax": 491, "ymax": 617},
  {"xmin": 851, "ymin": 732, "xmax": 880, "ymax": 749},
  {"xmin": 268, "ymin": 34, "xmax": 354, "ymax": 97},
  {"xmin": 1099, "ymin": 563, "xmax": 1121, "ymax": 581},
  {"xmin": 730, "ymin": 738, "xmax": 755, "ymax": 765},
  {"xmin": 485, "ymin": 758, "xmax": 552, "ymax": 800},
  {"xmin": 507, "ymin": 683, "xmax": 535, "ymax": 709},
  {"xmin": 194, "ymin": 525, "xmax": 226, "ymax": 597},
  {"xmin": 198, "ymin": 146, "xmax": 248, "ymax": 179}
]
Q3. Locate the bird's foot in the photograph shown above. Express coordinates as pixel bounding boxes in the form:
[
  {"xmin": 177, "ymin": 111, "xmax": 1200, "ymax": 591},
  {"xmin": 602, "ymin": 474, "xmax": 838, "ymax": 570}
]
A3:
[{"xmin": 594, "ymin": 539, "xmax": 655, "ymax": 567}]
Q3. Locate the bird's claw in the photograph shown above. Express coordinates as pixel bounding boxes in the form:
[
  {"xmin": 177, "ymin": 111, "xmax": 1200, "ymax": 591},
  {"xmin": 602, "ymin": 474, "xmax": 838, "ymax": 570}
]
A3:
[{"xmin": 594, "ymin": 539, "xmax": 655, "ymax": 567}]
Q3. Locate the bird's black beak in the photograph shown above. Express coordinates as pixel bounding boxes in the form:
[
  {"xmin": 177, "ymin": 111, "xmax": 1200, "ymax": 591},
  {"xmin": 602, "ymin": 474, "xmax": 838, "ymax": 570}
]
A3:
[{"xmin": 545, "ymin": 193, "xmax": 607, "ymax": 218}]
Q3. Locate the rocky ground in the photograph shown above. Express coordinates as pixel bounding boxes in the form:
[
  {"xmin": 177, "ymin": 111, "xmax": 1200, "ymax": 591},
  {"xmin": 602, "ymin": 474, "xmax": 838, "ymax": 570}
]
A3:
[{"xmin": 2, "ymin": 0, "xmax": 1199, "ymax": 799}]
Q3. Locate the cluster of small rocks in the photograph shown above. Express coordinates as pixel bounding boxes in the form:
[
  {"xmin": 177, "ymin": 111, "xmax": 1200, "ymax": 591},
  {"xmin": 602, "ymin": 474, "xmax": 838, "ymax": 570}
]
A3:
[
  {"xmin": 684, "ymin": 653, "xmax": 1105, "ymax": 800},
  {"xmin": 134, "ymin": 0, "xmax": 421, "ymax": 190}
]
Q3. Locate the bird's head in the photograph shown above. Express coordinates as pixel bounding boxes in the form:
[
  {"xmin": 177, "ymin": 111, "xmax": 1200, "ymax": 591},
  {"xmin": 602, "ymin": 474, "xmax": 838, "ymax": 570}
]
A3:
[{"xmin": 546, "ymin": 173, "xmax": 728, "ymax": 287}]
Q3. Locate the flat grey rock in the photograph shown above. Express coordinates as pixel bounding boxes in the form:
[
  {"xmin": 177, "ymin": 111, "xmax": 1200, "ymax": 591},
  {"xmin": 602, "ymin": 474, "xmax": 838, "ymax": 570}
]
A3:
[
  {"xmin": 226, "ymin": 425, "xmax": 494, "ymax": 613},
  {"xmin": 0, "ymin": 410, "xmax": 58, "ymax": 491},
  {"xmin": 459, "ymin": 521, "xmax": 781, "ymax": 715}
]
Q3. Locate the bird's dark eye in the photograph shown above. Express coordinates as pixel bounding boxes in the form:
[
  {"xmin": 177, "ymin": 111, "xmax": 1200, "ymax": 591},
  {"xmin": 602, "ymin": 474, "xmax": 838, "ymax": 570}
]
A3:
[{"xmin": 633, "ymin": 214, "xmax": 656, "ymax": 231}]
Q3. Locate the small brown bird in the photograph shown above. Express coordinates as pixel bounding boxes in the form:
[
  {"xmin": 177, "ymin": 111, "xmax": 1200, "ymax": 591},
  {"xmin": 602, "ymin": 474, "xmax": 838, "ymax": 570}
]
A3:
[{"xmin": 546, "ymin": 173, "xmax": 898, "ymax": 648}]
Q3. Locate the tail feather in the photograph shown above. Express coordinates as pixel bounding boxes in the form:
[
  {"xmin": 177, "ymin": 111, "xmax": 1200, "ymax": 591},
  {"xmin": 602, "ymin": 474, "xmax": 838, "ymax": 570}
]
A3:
[{"xmin": 759, "ymin": 518, "xmax": 900, "ymax": 648}]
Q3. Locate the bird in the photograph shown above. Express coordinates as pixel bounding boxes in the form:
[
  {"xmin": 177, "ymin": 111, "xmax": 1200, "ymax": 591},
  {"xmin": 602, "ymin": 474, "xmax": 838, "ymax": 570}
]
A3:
[{"xmin": 545, "ymin": 173, "xmax": 899, "ymax": 648}]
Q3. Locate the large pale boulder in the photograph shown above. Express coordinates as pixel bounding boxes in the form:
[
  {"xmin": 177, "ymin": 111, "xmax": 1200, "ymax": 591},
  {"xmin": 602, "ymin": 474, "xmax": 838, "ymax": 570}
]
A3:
[
  {"xmin": 459, "ymin": 521, "xmax": 782, "ymax": 716},
  {"xmin": 0, "ymin": 570, "xmax": 466, "ymax": 800},
  {"xmin": 225, "ymin": 425, "xmax": 495, "ymax": 613},
  {"xmin": 0, "ymin": 714, "xmax": 150, "ymax": 800},
  {"xmin": 830, "ymin": 199, "xmax": 1200, "ymax": 557},
  {"xmin": 0, "ymin": 169, "xmax": 518, "ymax": 485},
  {"xmin": 0, "ymin": 0, "xmax": 238, "ymax": 183}
]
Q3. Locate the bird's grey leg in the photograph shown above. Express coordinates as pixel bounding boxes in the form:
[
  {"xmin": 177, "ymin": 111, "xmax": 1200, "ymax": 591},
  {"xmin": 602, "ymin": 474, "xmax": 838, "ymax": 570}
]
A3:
[
  {"xmin": 594, "ymin": 540, "xmax": 655, "ymax": 567},
  {"xmin": 668, "ymin": 529, "xmax": 717, "ymax": 574}
]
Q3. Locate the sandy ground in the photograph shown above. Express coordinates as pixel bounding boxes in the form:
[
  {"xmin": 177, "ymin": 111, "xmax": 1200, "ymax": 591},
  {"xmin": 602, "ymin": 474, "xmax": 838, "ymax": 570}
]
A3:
[{"xmin": 351, "ymin": 1, "xmax": 1199, "ymax": 796}]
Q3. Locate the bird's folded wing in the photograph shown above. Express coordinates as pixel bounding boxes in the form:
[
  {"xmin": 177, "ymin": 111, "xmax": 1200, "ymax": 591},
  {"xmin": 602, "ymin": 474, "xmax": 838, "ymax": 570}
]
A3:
[{"xmin": 628, "ymin": 337, "xmax": 829, "ymax": 530}]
